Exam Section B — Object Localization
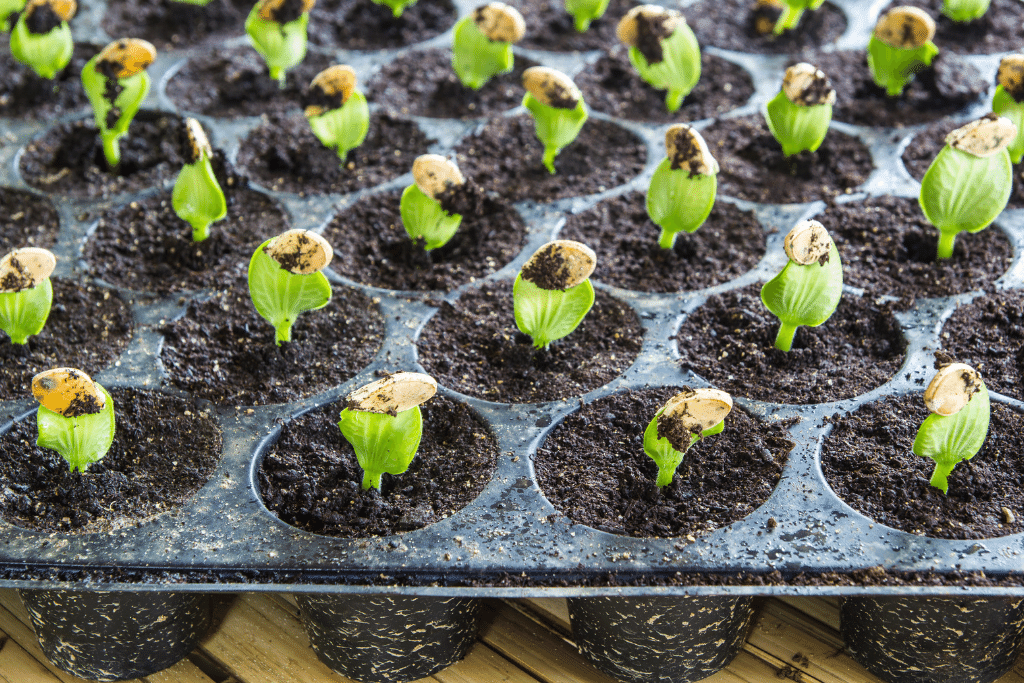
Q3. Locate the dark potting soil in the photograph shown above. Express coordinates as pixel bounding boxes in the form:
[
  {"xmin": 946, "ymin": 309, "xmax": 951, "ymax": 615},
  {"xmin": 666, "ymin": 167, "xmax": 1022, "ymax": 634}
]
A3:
[
  {"xmin": 558, "ymin": 191, "xmax": 765, "ymax": 293},
  {"xmin": 534, "ymin": 387, "xmax": 793, "ymax": 538},
  {"xmin": 236, "ymin": 111, "xmax": 433, "ymax": 195},
  {"xmin": 675, "ymin": 285, "xmax": 906, "ymax": 404},
  {"xmin": 453, "ymin": 114, "xmax": 646, "ymax": 203},
  {"xmin": 575, "ymin": 48, "xmax": 754, "ymax": 124},
  {"xmin": 822, "ymin": 394, "xmax": 1024, "ymax": 540},
  {"xmin": 0, "ymin": 42, "xmax": 96, "ymax": 120},
  {"xmin": 515, "ymin": 0, "xmax": 632, "ymax": 52},
  {"xmin": 681, "ymin": 0, "xmax": 846, "ymax": 54},
  {"xmin": 307, "ymin": 0, "xmax": 456, "ymax": 50},
  {"xmin": 700, "ymin": 115, "xmax": 873, "ymax": 203},
  {"xmin": 159, "ymin": 282, "xmax": 385, "ymax": 406},
  {"xmin": 0, "ymin": 188, "xmax": 59, "ymax": 252},
  {"xmin": 818, "ymin": 195, "xmax": 1011, "ymax": 300},
  {"xmin": 879, "ymin": 0, "xmax": 1024, "ymax": 55},
  {"xmin": 19, "ymin": 111, "xmax": 189, "ymax": 199},
  {"xmin": 258, "ymin": 395, "xmax": 498, "ymax": 537},
  {"xmin": 164, "ymin": 46, "xmax": 334, "ymax": 118},
  {"xmin": 939, "ymin": 289, "xmax": 1024, "ymax": 402},
  {"xmin": 0, "ymin": 278, "xmax": 133, "ymax": 402},
  {"xmin": 101, "ymin": 0, "xmax": 250, "ymax": 50},
  {"xmin": 0, "ymin": 388, "xmax": 221, "ymax": 533},
  {"xmin": 366, "ymin": 48, "xmax": 538, "ymax": 119},
  {"xmin": 416, "ymin": 285, "xmax": 643, "ymax": 402},
  {"xmin": 323, "ymin": 189, "xmax": 527, "ymax": 292}
]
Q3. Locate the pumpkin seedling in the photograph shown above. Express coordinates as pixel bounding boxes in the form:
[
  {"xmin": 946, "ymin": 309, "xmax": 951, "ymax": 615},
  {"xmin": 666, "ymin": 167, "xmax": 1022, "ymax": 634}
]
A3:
[
  {"xmin": 9, "ymin": 0, "xmax": 75, "ymax": 79},
  {"xmin": 771, "ymin": 0, "xmax": 825, "ymax": 34},
  {"xmin": 616, "ymin": 5, "xmax": 700, "ymax": 113},
  {"xmin": 765, "ymin": 62, "xmax": 835, "ymax": 157},
  {"xmin": 919, "ymin": 114, "xmax": 1016, "ymax": 259},
  {"xmin": 913, "ymin": 361, "xmax": 989, "ymax": 494},
  {"xmin": 246, "ymin": 0, "xmax": 314, "ymax": 88},
  {"xmin": 643, "ymin": 388, "xmax": 732, "ymax": 487},
  {"xmin": 372, "ymin": 0, "xmax": 415, "ymax": 18},
  {"xmin": 32, "ymin": 368, "xmax": 115, "ymax": 473},
  {"xmin": 522, "ymin": 67, "xmax": 587, "ymax": 174},
  {"xmin": 338, "ymin": 372, "xmax": 437, "ymax": 490},
  {"xmin": 564, "ymin": 0, "xmax": 607, "ymax": 32},
  {"xmin": 401, "ymin": 155, "xmax": 467, "ymax": 250},
  {"xmin": 992, "ymin": 55, "xmax": 1024, "ymax": 164},
  {"xmin": 761, "ymin": 220, "xmax": 842, "ymax": 352},
  {"xmin": 81, "ymin": 38, "xmax": 156, "ymax": 169},
  {"xmin": 867, "ymin": 6, "xmax": 938, "ymax": 97},
  {"xmin": 173, "ymin": 118, "xmax": 226, "ymax": 242},
  {"xmin": 248, "ymin": 229, "xmax": 333, "ymax": 345},
  {"xmin": 941, "ymin": 0, "xmax": 989, "ymax": 22},
  {"xmin": 0, "ymin": 247, "xmax": 56, "ymax": 345},
  {"xmin": 303, "ymin": 65, "xmax": 369, "ymax": 162},
  {"xmin": 452, "ymin": 3, "xmax": 525, "ymax": 90},
  {"xmin": 514, "ymin": 240, "xmax": 596, "ymax": 349},
  {"xmin": 646, "ymin": 124, "xmax": 718, "ymax": 249}
]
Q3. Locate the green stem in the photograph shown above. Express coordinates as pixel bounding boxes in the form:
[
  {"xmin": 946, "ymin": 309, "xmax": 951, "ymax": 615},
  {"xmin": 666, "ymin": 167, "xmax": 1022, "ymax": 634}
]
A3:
[
  {"xmin": 274, "ymin": 320, "xmax": 293, "ymax": 345},
  {"xmin": 362, "ymin": 470, "xmax": 383, "ymax": 490},
  {"xmin": 655, "ymin": 466, "xmax": 674, "ymax": 487},
  {"xmin": 192, "ymin": 223, "xmax": 210, "ymax": 242},
  {"xmin": 542, "ymin": 147, "xmax": 557, "ymax": 174},
  {"xmin": 658, "ymin": 228, "xmax": 678, "ymax": 250},
  {"xmin": 929, "ymin": 461, "xmax": 955, "ymax": 494},
  {"xmin": 774, "ymin": 322, "xmax": 798, "ymax": 352},
  {"xmin": 270, "ymin": 66, "xmax": 286, "ymax": 89},
  {"xmin": 102, "ymin": 134, "xmax": 121, "ymax": 169},
  {"xmin": 936, "ymin": 230, "xmax": 957, "ymax": 259},
  {"xmin": 665, "ymin": 89, "xmax": 685, "ymax": 113},
  {"xmin": 773, "ymin": 5, "xmax": 802, "ymax": 33},
  {"xmin": 574, "ymin": 16, "xmax": 590, "ymax": 31}
]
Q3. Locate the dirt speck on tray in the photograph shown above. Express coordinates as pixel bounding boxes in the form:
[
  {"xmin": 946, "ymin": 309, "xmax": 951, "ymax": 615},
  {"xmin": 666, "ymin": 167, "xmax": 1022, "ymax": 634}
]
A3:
[
  {"xmin": 682, "ymin": 0, "xmax": 846, "ymax": 54},
  {"xmin": 879, "ymin": 0, "xmax": 1024, "ymax": 54},
  {"xmin": 0, "ymin": 388, "xmax": 221, "ymax": 533},
  {"xmin": 516, "ymin": 0, "xmax": 632, "ymax": 52},
  {"xmin": 102, "ymin": 0, "xmax": 251, "ymax": 49},
  {"xmin": 258, "ymin": 395, "xmax": 497, "ymax": 537},
  {"xmin": 0, "ymin": 188, "xmax": 60, "ymax": 252},
  {"xmin": 0, "ymin": 43, "xmax": 97, "ymax": 120},
  {"xmin": 940, "ymin": 290, "xmax": 1024, "ymax": 402},
  {"xmin": 535, "ymin": 387, "xmax": 792, "ymax": 537},
  {"xmin": 308, "ymin": 0, "xmax": 456, "ymax": 49}
]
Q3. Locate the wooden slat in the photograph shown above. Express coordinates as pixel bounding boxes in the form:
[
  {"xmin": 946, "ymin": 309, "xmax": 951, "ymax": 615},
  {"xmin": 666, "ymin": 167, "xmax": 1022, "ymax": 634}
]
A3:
[
  {"xmin": 779, "ymin": 596, "xmax": 841, "ymax": 631},
  {"xmin": 433, "ymin": 642, "xmax": 541, "ymax": 683},
  {"xmin": 0, "ymin": 637, "xmax": 63, "ymax": 683}
]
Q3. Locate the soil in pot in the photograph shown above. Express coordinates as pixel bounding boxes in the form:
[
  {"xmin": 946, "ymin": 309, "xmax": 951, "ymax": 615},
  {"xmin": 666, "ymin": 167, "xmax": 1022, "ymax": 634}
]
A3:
[
  {"xmin": 453, "ymin": 114, "xmax": 646, "ymax": 203},
  {"xmin": 323, "ymin": 189, "xmax": 527, "ymax": 292},
  {"xmin": 557, "ymin": 191, "xmax": 765, "ymax": 293},
  {"xmin": 878, "ymin": 0, "xmax": 1024, "ymax": 54},
  {"xmin": 0, "ymin": 42, "xmax": 97, "ymax": 120},
  {"xmin": 0, "ymin": 188, "xmax": 60, "ymax": 251},
  {"xmin": 307, "ymin": 0, "xmax": 456, "ymax": 50},
  {"xmin": 159, "ymin": 281, "xmax": 385, "ymax": 406},
  {"xmin": 101, "ymin": 0, "xmax": 250, "ymax": 50},
  {"xmin": 680, "ymin": 0, "xmax": 846, "ymax": 54},
  {"xmin": 516, "ymin": 0, "xmax": 633, "ymax": 52},
  {"xmin": 674, "ymin": 284, "xmax": 906, "ymax": 404},
  {"xmin": 416, "ymin": 285, "xmax": 643, "ymax": 403}
]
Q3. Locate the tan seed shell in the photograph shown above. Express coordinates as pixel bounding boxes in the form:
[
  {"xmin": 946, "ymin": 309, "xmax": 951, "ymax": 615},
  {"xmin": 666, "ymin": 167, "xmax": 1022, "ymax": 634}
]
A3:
[
  {"xmin": 412, "ymin": 155, "xmax": 465, "ymax": 200},
  {"xmin": 664, "ymin": 124, "xmax": 718, "ymax": 175},
  {"xmin": 265, "ymin": 230, "xmax": 333, "ymax": 274},
  {"xmin": 924, "ymin": 362, "xmax": 983, "ymax": 416},
  {"xmin": 183, "ymin": 118, "xmax": 212, "ymax": 163},
  {"xmin": 945, "ymin": 114, "xmax": 1018, "ymax": 158},
  {"xmin": 522, "ymin": 67, "xmax": 581, "ymax": 110},
  {"xmin": 346, "ymin": 372, "xmax": 438, "ymax": 415},
  {"xmin": 784, "ymin": 220, "xmax": 832, "ymax": 265},
  {"xmin": 873, "ymin": 6, "xmax": 935, "ymax": 49},
  {"xmin": 751, "ymin": 0, "xmax": 783, "ymax": 35},
  {"xmin": 521, "ymin": 240, "xmax": 596, "ymax": 290},
  {"xmin": 96, "ymin": 38, "xmax": 156, "ymax": 79},
  {"xmin": 25, "ymin": 0, "xmax": 77, "ymax": 22},
  {"xmin": 473, "ymin": 2, "xmax": 526, "ymax": 43},
  {"xmin": 31, "ymin": 368, "xmax": 106, "ymax": 418},
  {"xmin": 0, "ymin": 247, "xmax": 57, "ymax": 293},
  {"xmin": 782, "ymin": 63, "xmax": 836, "ymax": 106},
  {"xmin": 305, "ymin": 65, "xmax": 357, "ymax": 117},
  {"xmin": 616, "ymin": 5, "xmax": 680, "ymax": 47},
  {"xmin": 658, "ymin": 388, "xmax": 733, "ymax": 452},
  {"xmin": 998, "ymin": 54, "xmax": 1024, "ymax": 102},
  {"xmin": 257, "ymin": 0, "xmax": 315, "ymax": 21}
]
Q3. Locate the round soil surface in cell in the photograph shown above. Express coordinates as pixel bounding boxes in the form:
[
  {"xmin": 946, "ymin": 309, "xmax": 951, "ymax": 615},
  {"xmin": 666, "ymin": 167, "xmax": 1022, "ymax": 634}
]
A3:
[
  {"xmin": 454, "ymin": 115, "xmax": 646, "ymax": 203},
  {"xmin": 903, "ymin": 120, "xmax": 1024, "ymax": 210},
  {"xmin": 308, "ymin": 0, "xmax": 456, "ymax": 49},
  {"xmin": 516, "ymin": 0, "xmax": 633, "ymax": 52},
  {"xmin": 879, "ymin": 0, "xmax": 1024, "ymax": 54},
  {"xmin": 366, "ymin": 48, "xmax": 538, "ymax": 119},
  {"xmin": 0, "ymin": 43, "xmax": 97, "ymax": 120},
  {"xmin": 102, "ymin": 0, "xmax": 250, "ymax": 50},
  {"xmin": 681, "ymin": 0, "xmax": 846, "ymax": 54},
  {"xmin": 939, "ymin": 289, "xmax": 1024, "ymax": 402},
  {"xmin": 0, "ymin": 388, "xmax": 221, "ymax": 533},
  {"xmin": 576, "ymin": 48, "xmax": 754, "ymax": 124},
  {"xmin": 675, "ymin": 284, "xmax": 906, "ymax": 404},
  {"xmin": 164, "ymin": 46, "xmax": 335, "ymax": 118},
  {"xmin": 19, "ymin": 111, "xmax": 189, "ymax": 199},
  {"xmin": 0, "ymin": 278, "xmax": 133, "ymax": 402},
  {"xmin": 558, "ymin": 191, "xmax": 765, "ymax": 293},
  {"xmin": 258, "ymin": 395, "xmax": 498, "ymax": 537},
  {"xmin": 818, "ymin": 195, "xmax": 1012, "ymax": 300},
  {"xmin": 324, "ymin": 189, "xmax": 527, "ymax": 292},
  {"xmin": 417, "ymin": 285, "xmax": 644, "ymax": 403},
  {"xmin": 159, "ymin": 282, "xmax": 385, "ymax": 406},
  {"xmin": 534, "ymin": 387, "xmax": 793, "ymax": 537},
  {"xmin": 85, "ymin": 159, "xmax": 289, "ymax": 295},
  {"xmin": 822, "ymin": 394, "xmax": 1024, "ymax": 539},
  {"xmin": 796, "ymin": 50, "xmax": 987, "ymax": 128},
  {"xmin": 0, "ymin": 188, "xmax": 59, "ymax": 252},
  {"xmin": 237, "ymin": 111, "xmax": 433, "ymax": 195},
  {"xmin": 700, "ymin": 115, "xmax": 873, "ymax": 203}
]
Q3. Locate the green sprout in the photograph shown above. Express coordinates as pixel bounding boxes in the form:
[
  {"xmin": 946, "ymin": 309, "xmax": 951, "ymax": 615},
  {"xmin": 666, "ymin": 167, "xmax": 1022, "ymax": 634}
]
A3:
[
  {"xmin": 919, "ymin": 114, "xmax": 1016, "ymax": 259},
  {"xmin": 372, "ymin": 0, "xmax": 415, "ymax": 17},
  {"xmin": 338, "ymin": 372, "xmax": 438, "ymax": 490},
  {"xmin": 0, "ymin": 0, "xmax": 24, "ymax": 30},
  {"xmin": 761, "ymin": 220, "xmax": 843, "ymax": 352},
  {"xmin": 9, "ymin": 0, "xmax": 75, "ymax": 79},
  {"xmin": 401, "ymin": 154, "xmax": 468, "ymax": 250},
  {"xmin": 32, "ymin": 368, "xmax": 115, "ymax": 473},
  {"xmin": 615, "ymin": 5, "xmax": 700, "ymax": 113},
  {"xmin": 941, "ymin": 0, "xmax": 989, "ymax": 22},
  {"xmin": 304, "ymin": 64, "xmax": 369, "ymax": 162},
  {"xmin": 80, "ymin": 38, "xmax": 156, "ymax": 169},
  {"xmin": 643, "ymin": 388, "xmax": 731, "ymax": 487},
  {"xmin": 564, "ymin": 0, "xmax": 608, "ymax": 32},
  {"xmin": 992, "ymin": 55, "xmax": 1024, "ymax": 164},
  {"xmin": 172, "ymin": 118, "xmax": 226, "ymax": 243},
  {"xmin": 245, "ymin": 0, "xmax": 313, "ymax": 88},
  {"xmin": 171, "ymin": 0, "xmax": 214, "ymax": 5},
  {"xmin": 514, "ymin": 240, "xmax": 596, "ymax": 349},
  {"xmin": 248, "ymin": 229, "xmax": 333, "ymax": 345},
  {"xmin": 772, "ymin": 0, "xmax": 824, "ymax": 34},
  {"xmin": 867, "ymin": 6, "xmax": 938, "ymax": 97},
  {"xmin": 913, "ymin": 361, "xmax": 990, "ymax": 494},
  {"xmin": 646, "ymin": 124, "xmax": 718, "ymax": 249},
  {"xmin": 765, "ymin": 62, "xmax": 835, "ymax": 157},
  {"xmin": 522, "ymin": 67, "xmax": 588, "ymax": 174},
  {"xmin": 0, "ymin": 248, "xmax": 56, "ymax": 345},
  {"xmin": 452, "ymin": 2, "xmax": 525, "ymax": 90}
]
